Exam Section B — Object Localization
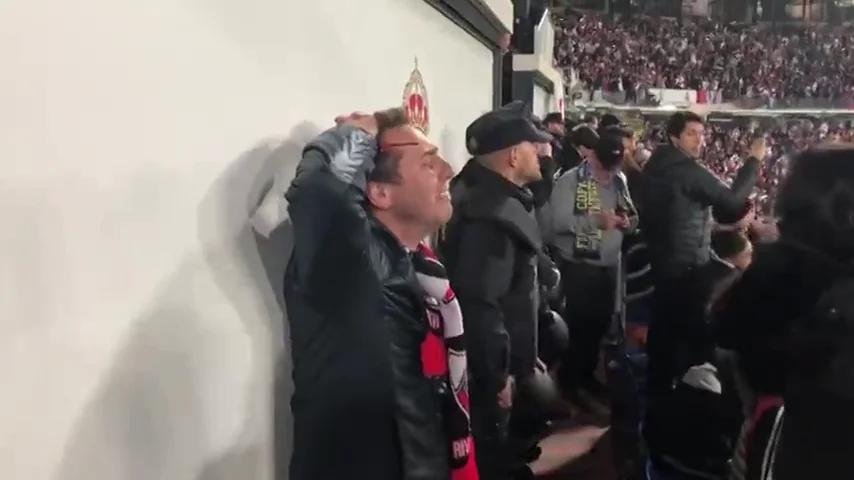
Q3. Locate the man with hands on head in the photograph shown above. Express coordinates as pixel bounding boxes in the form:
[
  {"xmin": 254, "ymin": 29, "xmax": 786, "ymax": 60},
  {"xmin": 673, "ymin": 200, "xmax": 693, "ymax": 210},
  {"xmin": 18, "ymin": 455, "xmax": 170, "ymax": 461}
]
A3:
[{"xmin": 285, "ymin": 108, "xmax": 478, "ymax": 480}]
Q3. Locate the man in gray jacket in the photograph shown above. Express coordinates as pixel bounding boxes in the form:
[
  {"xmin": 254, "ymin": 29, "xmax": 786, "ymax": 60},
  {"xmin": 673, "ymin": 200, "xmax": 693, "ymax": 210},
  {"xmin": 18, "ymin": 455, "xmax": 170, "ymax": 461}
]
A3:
[{"xmin": 550, "ymin": 126, "xmax": 639, "ymax": 401}]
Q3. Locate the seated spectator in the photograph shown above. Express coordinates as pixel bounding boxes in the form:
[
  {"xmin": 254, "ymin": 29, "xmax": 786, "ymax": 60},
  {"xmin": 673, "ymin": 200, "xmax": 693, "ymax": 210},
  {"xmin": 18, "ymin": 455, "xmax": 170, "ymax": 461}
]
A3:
[
  {"xmin": 684, "ymin": 230, "xmax": 752, "ymax": 371},
  {"xmin": 643, "ymin": 230, "xmax": 751, "ymax": 480}
]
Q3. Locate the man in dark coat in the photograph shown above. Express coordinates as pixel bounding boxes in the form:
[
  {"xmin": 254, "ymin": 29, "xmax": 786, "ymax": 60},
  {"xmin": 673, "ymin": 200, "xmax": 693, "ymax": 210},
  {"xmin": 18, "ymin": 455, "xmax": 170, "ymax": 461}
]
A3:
[
  {"xmin": 284, "ymin": 109, "xmax": 462, "ymax": 480},
  {"xmin": 441, "ymin": 101, "xmax": 551, "ymax": 480},
  {"xmin": 642, "ymin": 111, "xmax": 763, "ymax": 391}
]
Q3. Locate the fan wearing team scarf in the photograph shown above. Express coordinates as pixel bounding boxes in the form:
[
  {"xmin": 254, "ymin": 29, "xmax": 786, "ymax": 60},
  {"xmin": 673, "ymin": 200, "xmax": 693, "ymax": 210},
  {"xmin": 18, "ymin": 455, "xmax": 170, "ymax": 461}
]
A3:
[
  {"xmin": 412, "ymin": 244, "xmax": 478, "ymax": 480},
  {"xmin": 284, "ymin": 109, "xmax": 471, "ymax": 480}
]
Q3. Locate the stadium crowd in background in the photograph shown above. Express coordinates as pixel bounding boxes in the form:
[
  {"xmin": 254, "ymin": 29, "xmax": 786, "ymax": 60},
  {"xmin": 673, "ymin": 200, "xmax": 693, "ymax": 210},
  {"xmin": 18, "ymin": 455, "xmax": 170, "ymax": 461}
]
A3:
[{"xmin": 552, "ymin": 12, "xmax": 854, "ymax": 107}]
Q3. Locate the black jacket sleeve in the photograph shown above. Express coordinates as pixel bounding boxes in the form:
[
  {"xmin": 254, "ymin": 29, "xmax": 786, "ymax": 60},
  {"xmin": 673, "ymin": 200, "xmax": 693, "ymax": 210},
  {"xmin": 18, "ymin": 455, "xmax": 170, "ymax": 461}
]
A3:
[
  {"xmin": 384, "ymin": 287, "xmax": 449, "ymax": 480},
  {"xmin": 449, "ymin": 219, "xmax": 513, "ymax": 396},
  {"xmin": 287, "ymin": 126, "xmax": 448, "ymax": 480},
  {"xmin": 685, "ymin": 156, "xmax": 759, "ymax": 222},
  {"xmin": 286, "ymin": 125, "xmax": 376, "ymax": 305}
]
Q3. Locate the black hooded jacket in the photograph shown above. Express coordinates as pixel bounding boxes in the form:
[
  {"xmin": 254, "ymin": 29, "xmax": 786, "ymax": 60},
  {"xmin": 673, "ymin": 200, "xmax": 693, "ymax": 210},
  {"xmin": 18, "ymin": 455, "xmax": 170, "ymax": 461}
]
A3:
[
  {"xmin": 441, "ymin": 160, "xmax": 542, "ymax": 400},
  {"xmin": 555, "ymin": 143, "xmax": 584, "ymax": 177},
  {"xmin": 717, "ymin": 240, "xmax": 854, "ymax": 479}
]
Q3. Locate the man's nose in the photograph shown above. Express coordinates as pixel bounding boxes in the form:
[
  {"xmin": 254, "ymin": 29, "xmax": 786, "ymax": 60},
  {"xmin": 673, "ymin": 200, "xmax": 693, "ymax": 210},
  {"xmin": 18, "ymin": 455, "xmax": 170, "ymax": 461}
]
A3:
[{"xmin": 439, "ymin": 159, "xmax": 454, "ymax": 180}]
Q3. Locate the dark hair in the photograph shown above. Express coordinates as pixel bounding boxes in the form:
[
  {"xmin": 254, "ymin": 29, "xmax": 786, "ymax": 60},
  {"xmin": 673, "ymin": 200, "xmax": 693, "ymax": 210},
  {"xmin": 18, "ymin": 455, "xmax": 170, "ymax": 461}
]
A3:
[
  {"xmin": 594, "ymin": 131, "xmax": 628, "ymax": 170},
  {"xmin": 543, "ymin": 112, "xmax": 563, "ymax": 125},
  {"xmin": 583, "ymin": 113, "xmax": 597, "ymax": 124},
  {"xmin": 711, "ymin": 229, "xmax": 749, "ymax": 259},
  {"xmin": 599, "ymin": 124, "xmax": 632, "ymax": 140},
  {"xmin": 569, "ymin": 124, "xmax": 599, "ymax": 149},
  {"xmin": 776, "ymin": 145, "xmax": 854, "ymax": 260},
  {"xmin": 369, "ymin": 107, "xmax": 410, "ymax": 183},
  {"xmin": 665, "ymin": 111, "xmax": 704, "ymax": 138},
  {"xmin": 599, "ymin": 113, "xmax": 622, "ymax": 131}
]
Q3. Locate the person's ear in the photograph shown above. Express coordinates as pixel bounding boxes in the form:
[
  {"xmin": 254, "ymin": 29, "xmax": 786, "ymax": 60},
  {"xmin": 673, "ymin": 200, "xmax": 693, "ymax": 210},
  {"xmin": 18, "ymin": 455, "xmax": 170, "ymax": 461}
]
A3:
[
  {"xmin": 366, "ymin": 182, "xmax": 394, "ymax": 210},
  {"xmin": 508, "ymin": 146, "xmax": 519, "ymax": 169}
]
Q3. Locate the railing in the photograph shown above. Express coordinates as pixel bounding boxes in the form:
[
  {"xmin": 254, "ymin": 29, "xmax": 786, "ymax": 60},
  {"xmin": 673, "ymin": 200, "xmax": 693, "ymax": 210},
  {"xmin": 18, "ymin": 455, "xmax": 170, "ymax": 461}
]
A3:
[
  {"xmin": 625, "ymin": 242, "xmax": 654, "ymax": 303},
  {"xmin": 571, "ymin": 88, "xmax": 854, "ymax": 110},
  {"xmin": 734, "ymin": 94, "xmax": 854, "ymax": 110},
  {"xmin": 571, "ymin": 88, "xmax": 724, "ymax": 107}
]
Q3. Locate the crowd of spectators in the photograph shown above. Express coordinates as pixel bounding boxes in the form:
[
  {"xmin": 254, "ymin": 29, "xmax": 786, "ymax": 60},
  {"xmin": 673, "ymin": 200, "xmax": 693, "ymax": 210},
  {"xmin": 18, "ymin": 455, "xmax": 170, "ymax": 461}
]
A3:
[
  {"xmin": 634, "ymin": 116, "xmax": 853, "ymax": 215},
  {"xmin": 553, "ymin": 13, "xmax": 854, "ymax": 106}
]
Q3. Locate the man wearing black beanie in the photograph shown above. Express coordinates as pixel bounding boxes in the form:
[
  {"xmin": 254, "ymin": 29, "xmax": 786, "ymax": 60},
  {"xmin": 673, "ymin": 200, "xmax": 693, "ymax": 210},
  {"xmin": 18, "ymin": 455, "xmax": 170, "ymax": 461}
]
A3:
[{"xmin": 556, "ymin": 124, "xmax": 599, "ymax": 177}]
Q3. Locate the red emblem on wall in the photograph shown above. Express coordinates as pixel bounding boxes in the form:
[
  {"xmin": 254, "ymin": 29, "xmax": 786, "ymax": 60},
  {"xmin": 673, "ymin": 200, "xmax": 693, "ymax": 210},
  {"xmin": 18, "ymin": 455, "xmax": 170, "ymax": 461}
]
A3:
[{"xmin": 403, "ymin": 57, "xmax": 430, "ymax": 134}]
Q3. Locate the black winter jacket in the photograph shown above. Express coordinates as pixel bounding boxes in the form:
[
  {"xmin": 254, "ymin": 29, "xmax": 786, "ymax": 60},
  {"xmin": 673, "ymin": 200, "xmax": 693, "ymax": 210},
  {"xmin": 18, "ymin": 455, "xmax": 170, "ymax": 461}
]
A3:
[
  {"xmin": 284, "ymin": 126, "xmax": 448, "ymax": 480},
  {"xmin": 555, "ymin": 144, "xmax": 584, "ymax": 178},
  {"xmin": 441, "ymin": 161, "xmax": 542, "ymax": 399},
  {"xmin": 717, "ymin": 241, "xmax": 854, "ymax": 479},
  {"xmin": 642, "ymin": 144, "xmax": 759, "ymax": 279}
]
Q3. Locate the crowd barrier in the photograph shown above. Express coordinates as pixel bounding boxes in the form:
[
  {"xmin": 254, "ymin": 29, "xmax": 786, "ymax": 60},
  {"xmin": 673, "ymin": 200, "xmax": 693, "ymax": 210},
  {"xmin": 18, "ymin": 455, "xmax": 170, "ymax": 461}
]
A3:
[
  {"xmin": 571, "ymin": 87, "xmax": 854, "ymax": 110},
  {"xmin": 604, "ymin": 239, "xmax": 653, "ymax": 478},
  {"xmin": 573, "ymin": 88, "xmax": 724, "ymax": 107},
  {"xmin": 735, "ymin": 94, "xmax": 854, "ymax": 110}
]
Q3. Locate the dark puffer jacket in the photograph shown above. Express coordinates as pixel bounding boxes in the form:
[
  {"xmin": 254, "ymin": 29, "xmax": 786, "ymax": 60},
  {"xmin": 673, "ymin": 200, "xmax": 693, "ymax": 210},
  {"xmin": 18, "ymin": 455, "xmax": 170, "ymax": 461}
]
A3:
[
  {"xmin": 284, "ymin": 125, "xmax": 448, "ymax": 480},
  {"xmin": 641, "ymin": 144, "xmax": 759, "ymax": 279}
]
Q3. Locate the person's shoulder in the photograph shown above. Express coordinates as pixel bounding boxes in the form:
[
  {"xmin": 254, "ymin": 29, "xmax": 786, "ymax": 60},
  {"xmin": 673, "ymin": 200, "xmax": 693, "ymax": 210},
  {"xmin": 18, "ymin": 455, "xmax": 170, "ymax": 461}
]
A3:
[
  {"xmin": 451, "ymin": 217, "xmax": 515, "ymax": 256},
  {"xmin": 368, "ymin": 226, "xmax": 410, "ymax": 278},
  {"xmin": 554, "ymin": 165, "xmax": 581, "ymax": 184}
]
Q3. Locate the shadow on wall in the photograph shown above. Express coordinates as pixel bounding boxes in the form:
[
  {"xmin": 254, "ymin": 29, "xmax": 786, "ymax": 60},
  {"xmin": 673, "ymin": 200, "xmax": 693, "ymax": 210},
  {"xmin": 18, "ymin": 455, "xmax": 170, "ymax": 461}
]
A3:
[
  {"xmin": 439, "ymin": 126, "xmax": 464, "ymax": 173},
  {"xmin": 54, "ymin": 264, "xmax": 258, "ymax": 480},
  {"xmin": 195, "ymin": 121, "xmax": 321, "ymax": 480},
  {"xmin": 54, "ymin": 123, "xmax": 320, "ymax": 480}
]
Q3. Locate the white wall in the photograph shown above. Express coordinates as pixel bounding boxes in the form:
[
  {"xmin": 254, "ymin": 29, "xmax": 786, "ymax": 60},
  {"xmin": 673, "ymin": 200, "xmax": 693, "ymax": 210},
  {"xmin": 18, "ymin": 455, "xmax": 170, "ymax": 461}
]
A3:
[
  {"xmin": 0, "ymin": 0, "xmax": 495, "ymax": 479},
  {"xmin": 533, "ymin": 84, "xmax": 550, "ymax": 118},
  {"xmin": 482, "ymin": 0, "xmax": 514, "ymax": 32},
  {"xmin": 513, "ymin": 8, "xmax": 564, "ymax": 116}
]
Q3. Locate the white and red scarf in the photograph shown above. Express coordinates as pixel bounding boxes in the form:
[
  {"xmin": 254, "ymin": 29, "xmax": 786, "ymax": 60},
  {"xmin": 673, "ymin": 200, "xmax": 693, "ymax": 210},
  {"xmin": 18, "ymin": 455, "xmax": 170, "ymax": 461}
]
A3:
[{"xmin": 412, "ymin": 243, "xmax": 479, "ymax": 480}]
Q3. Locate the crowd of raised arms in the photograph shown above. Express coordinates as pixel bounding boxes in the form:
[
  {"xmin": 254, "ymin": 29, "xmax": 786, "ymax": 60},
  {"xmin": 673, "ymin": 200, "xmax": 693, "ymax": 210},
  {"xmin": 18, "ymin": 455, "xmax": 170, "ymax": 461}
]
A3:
[{"xmin": 553, "ymin": 12, "xmax": 854, "ymax": 107}]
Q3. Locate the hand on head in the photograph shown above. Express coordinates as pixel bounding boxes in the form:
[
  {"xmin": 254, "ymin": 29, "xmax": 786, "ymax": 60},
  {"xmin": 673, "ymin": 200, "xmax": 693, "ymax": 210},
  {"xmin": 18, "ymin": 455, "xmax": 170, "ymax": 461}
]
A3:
[{"xmin": 335, "ymin": 112, "xmax": 378, "ymax": 136}]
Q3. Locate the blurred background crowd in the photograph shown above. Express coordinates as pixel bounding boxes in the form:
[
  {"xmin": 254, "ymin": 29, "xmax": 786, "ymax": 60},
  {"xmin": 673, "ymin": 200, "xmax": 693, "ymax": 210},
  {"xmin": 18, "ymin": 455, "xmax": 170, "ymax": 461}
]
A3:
[{"xmin": 553, "ymin": 12, "xmax": 854, "ymax": 108}]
